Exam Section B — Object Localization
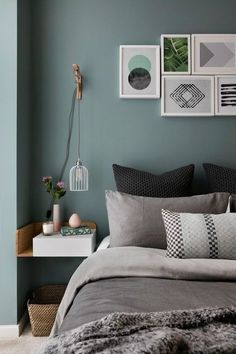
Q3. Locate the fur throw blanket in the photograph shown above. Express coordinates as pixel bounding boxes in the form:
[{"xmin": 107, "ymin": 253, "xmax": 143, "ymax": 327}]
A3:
[{"xmin": 40, "ymin": 307, "xmax": 236, "ymax": 354}]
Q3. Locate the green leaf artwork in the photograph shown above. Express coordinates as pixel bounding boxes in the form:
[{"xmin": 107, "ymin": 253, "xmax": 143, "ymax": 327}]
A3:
[{"xmin": 164, "ymin": 37, "xmax": 188, "ymax": 72}]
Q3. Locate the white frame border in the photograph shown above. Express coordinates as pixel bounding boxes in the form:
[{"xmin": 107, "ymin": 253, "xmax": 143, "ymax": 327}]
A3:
[
  {"xmin": 119, "ymin": 45, "xmax": 160, "ymax": 99},
  {"xmin": 215, "ymin": 75, "xmax": 236, "ymax": 116},
  {"xmin": 161, "ymin": 34, "xmax": 191, "ymax": 75},
  {"xmin": 192, "ymin": 34, "xmax": 236, "ymax": 75},
  {"xmin": 161, "ymin": 75, "xmax": 215, "ymax": 117}
]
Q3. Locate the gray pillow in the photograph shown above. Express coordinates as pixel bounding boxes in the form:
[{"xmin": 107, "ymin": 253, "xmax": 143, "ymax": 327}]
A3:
[
  {"xmin": 106, "ymin": 190, "xmax": 230, "ymax": 249},
  {"xmin": 162, "ymin": 209, "xmax": 236, "ymax": 259}
]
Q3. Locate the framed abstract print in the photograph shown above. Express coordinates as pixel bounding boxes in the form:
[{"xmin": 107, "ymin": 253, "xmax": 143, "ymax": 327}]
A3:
[
  {"xmin": 119, "ymin": 45, "xmax": 160, "ymax": 99},
  {"xmin": 215, "ymin": 75, "xmax": 236, "ymax": 116},
  {"xmin": 192, "ymin": 34, "xmax": 236, "ymax": 75},
  {"xmin": 161, "ymin": 34, "xmax": 191, "ymax": 75},
  {"xmin": 161, "ymin": 76, "xmax": 214, "ymax": 117}
]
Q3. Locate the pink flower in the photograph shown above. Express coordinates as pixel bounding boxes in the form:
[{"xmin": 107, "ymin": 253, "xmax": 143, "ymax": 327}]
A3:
[
  {"xmin": 42, "ymin": 176, "xmax": 66, "ymax": 201},
  {"xmin": 57, "ymin": 181, "xmax": 65, "ymax": 189},
  {"xmin": 42, "ymin": 176, "xmax": 52, "ymax": 183}
]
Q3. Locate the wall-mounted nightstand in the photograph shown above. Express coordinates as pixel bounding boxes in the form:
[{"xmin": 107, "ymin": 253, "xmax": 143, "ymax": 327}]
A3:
[
  {"xmin": 16, "ymin": 221, "xmax": 96, "ymax": 257},
  {"xmin": 33, "ymin": 230, "xmax": 96, "ymax": 257}
]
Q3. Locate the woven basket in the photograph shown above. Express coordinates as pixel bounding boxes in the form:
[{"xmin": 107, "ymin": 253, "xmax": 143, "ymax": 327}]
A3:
[{"xmin": 28, "ymin": 285, "xmax": 66, "ymax": 336}]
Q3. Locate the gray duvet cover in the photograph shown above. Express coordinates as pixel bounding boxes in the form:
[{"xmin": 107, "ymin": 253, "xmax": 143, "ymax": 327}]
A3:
[
  {"xmin": 52, "ymin": 247, "xmax": 236, "ymax": 335},
  {"xmin": 59, "ymin": 277, "xmax": 236, "ymax": 334}
]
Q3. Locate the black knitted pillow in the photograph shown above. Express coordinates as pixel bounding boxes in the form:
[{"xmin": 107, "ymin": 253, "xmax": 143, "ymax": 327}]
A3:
[
  {"xmin": 203, "ymin": 163, "xmax": 236, "ymax": 194},
  {"xmin": 112, "ymin": 164, "xmax": 194, "ymax": 198}
]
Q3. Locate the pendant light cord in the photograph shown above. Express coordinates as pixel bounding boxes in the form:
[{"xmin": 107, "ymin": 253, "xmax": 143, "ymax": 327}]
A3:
[
  {"xmin": 59, "ymin": 88, "xmax": 77, "ymax": 181},
  {"xmin": 77, "ymin": 99, "xmax": 81, "ymax": 160},
  {"xmin": 46, "ymin": 87, "xmax": 79, "ymax": 219}
]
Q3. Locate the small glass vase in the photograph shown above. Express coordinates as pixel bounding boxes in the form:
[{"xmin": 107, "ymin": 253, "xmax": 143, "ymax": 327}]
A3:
[{"xmin": 53, "ymin": 203, "xmax": 61, "ymax": 232}]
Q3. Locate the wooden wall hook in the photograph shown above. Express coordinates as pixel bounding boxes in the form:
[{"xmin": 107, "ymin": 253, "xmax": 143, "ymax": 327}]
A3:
[{"xmin": 72, "ymin": 64, "xmax": 82, "ymax": 100}]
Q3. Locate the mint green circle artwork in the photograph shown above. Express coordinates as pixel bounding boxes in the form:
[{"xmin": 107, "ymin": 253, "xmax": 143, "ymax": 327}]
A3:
[{"xmin": 128, "ymin": 55, "xmax": 151, "ymax": 72}]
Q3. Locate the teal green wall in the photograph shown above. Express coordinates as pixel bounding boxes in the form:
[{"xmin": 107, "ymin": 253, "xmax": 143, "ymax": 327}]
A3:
[
  {"xmin": 0, "ymin": 0, "xmax": 17, "ymax": 325},
  {"xmin": 17, "ymin": 0, "xmax": 32, "ymax": 321},
  {"xmin": 29, "ymin": 0, "xmax": 236, "ymax": 289},
  {"xmin": 30, "ymin": 0, "xmax": 236, "ymax": 231}
]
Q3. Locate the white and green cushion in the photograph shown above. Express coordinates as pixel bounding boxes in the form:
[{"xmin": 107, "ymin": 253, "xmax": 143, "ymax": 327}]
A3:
[{"xmin": 162, "ymin": 209, "xmax": 236, "ymax": 259}]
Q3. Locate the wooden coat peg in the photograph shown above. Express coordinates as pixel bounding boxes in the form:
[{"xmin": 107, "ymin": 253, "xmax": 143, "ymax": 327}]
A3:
[{"xmin": 72, "ymin": 64, "xmax": 82, "ymax": 100}]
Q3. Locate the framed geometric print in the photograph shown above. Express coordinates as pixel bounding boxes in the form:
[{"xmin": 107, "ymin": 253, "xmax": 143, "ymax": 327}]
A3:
[
  {"xmin": 161, "ymin": 76, "xmax": 214, "ymax": 117},
  {"xmin": 161, "ymin": 34, "xmax": 191, "ymax": 75},
  {"xmin": 215, "ymin": 75, "xmax": 236, "ymax": 116},
  {"xmin": 119, "ymin": 45, "xmax": 160, "ymax": 99},
  {"xmin": 192, "ymin": 34, "xmax": 236, "ymax": 75}
]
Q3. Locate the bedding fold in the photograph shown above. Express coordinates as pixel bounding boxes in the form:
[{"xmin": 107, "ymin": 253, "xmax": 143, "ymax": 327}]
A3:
[{"xmin": 51, "ymin": 246, "xmax": 236, "ymax": 335}]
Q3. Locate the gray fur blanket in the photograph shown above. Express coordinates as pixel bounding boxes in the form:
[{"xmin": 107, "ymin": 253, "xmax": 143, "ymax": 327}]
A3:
[{"xmin": 40, "ymin": 306, "xmax": 236, "ymax": 354}]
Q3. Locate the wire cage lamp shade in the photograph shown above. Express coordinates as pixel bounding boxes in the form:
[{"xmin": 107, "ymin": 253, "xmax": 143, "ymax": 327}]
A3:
[{"xmin": 69, "ymin": 159, "xmax": 88, "ymax": 191}]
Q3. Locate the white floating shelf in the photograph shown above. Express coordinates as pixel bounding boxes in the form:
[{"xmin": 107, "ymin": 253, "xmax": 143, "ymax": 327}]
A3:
[{"xmin": 33, "ymin": 230, "xmax": 96, "ymax": 257}]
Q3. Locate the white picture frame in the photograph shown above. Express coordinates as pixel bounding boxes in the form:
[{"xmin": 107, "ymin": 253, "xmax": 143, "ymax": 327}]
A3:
[
  {"xmin": 161, "ymin": 34, "xmax": 191, "ymax": 75},
  {"xmin": 215, "ymin": 75, "xmax": 236, "ymax": 116},
  {"xmin": 192, "ymin": 34, "xmax": 236, "ymax": 75},
  {"xmin": 119, "ymin": 45, "xmax": 160, "ymax": 99},
  {"xmin": 161, "ymin": 75, "xmax": 215, "ymax": 117}
]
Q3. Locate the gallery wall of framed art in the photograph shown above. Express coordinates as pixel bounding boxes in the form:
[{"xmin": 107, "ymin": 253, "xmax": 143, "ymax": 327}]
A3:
[{"xmin": 119, "ymin": 34, "xmax": 236, "ymax": 117}]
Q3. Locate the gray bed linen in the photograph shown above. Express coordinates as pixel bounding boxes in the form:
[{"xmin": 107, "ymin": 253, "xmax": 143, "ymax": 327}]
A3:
[
  {"xmin": 52, "ymin": 247, "xmax": 236, "ymax": 335},
  {"xmin": 58, "ymin": 277, "xmax": 236, "ymax": 334}
]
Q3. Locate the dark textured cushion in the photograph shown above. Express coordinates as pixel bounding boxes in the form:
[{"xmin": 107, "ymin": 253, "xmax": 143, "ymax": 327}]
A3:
[
  {"xmin": 112, "ymin": 164, "xmax": 194, "ymax": 198},
  {"xmin": 203, "ymin": 163, "xmax": 236, "ymax": 194},
  {"xmin": 106, "ymin": 190, "xmax": 230, "ymax": 249}
]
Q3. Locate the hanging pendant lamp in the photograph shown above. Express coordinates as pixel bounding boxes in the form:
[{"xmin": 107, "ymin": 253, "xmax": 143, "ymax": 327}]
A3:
[
  {"xmin": 69, "ymin": 64, "xmax": 89, "ymax": 191},
  {"xmin": 70, "ymin": 158, "xmax": 88, "ymax": 191}
]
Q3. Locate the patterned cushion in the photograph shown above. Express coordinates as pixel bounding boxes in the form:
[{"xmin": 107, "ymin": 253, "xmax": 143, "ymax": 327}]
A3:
[
  {"xmin": 162, "ymin": 209, "xmax": 236, "ymax": 259},
  {"xmin": 112, "ymin": 164, "xmax": 194, "ymax": 197},
  {"xmin": 203, "ymin": 163, "xmax": 236, "ymax": 194}
]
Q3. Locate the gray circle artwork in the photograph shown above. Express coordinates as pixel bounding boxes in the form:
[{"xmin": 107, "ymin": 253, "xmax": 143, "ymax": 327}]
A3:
[{"xmin": 128, "ymin": 55, "xmax": 152, "ymax": 90}]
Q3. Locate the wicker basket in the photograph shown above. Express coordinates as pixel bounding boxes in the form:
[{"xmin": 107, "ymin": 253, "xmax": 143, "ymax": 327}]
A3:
[{"xmin": 28, "ymin": 285, "xmax": 66, "ymax": 336}]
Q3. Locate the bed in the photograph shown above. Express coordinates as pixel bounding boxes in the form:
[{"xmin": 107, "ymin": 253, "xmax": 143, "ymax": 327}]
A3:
[
  {"xmin": 39, "ymin": 165, "xmax": 236, "ymax": 353},
  {"xmin": 39, "ymin": 245, "xmax": 236, "ymax": 354}
]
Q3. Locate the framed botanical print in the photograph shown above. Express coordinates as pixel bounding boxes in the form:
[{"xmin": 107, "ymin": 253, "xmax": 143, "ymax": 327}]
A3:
[
  {"xmin": 161, "ymin": 34, "xmax": 191, "ymax": 75},
  {"xmin": 192, "ymin": 34, "xmax": 236, "ymax": 75},
  {"xmin": 119, "ymin": 45, "xmax": 160, "ymax": 99},
  {"xmin": 162, "ymin": 75, "xmax": 214, "ymax": 117},
  {"xmin": 215, "ymin": 75, "xmax": 236, "ymax": 116}
]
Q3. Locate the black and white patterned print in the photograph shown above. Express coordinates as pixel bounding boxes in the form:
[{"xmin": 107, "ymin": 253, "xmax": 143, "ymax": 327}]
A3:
[
  {"xmin": 162, "ymin": 209, "xmax": 185, "ymax": 258},
  {"xmin": 220, "ymin": 83, "xmax": 236, "ymax": 107},
  {"xmin": 170, "ymin": 84, "xmax": 205, "ymax": 108},
  {"xmin": 203, "ymin": 214, "xmax": 218, "ymax": 258},
  {"xmin": 161, "ymin": 210, "xmax": 233, "ymax": 259}
]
